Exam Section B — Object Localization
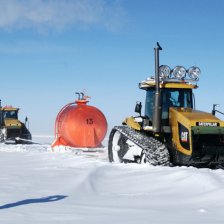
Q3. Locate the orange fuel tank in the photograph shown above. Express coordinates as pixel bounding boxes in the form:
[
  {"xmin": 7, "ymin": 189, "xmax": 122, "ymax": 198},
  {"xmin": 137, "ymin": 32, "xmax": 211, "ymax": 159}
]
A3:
[{"xmin": 52, "ymin": 93, "xmax": 107, "ymax": 148}]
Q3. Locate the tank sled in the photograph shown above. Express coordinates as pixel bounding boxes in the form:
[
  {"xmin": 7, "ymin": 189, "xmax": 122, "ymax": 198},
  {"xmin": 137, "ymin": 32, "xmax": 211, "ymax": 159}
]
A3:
[{"xmin": 52, "ymin": 92, "xmax": 107, "ymax": 150}]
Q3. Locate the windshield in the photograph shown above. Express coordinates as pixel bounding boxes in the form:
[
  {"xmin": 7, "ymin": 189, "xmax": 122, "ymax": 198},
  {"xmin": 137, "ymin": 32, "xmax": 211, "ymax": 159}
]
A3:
[
  {"xmin": 145, "ymin": 88, "xmax": 193, "ymax": 122},
  {"xmin": 161, "ymin": 88, "xmax": 193, "ymax": 119},
  {"xmin": 3, "ymin": 110, "xmax": 18, "ymax": 119}
]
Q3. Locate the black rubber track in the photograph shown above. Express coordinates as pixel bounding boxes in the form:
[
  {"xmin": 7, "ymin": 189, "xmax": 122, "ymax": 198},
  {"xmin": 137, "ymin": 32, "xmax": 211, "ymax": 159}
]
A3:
[{"xmin": 108, "ymin": 126, "xmax": 170, "ymax": 166}]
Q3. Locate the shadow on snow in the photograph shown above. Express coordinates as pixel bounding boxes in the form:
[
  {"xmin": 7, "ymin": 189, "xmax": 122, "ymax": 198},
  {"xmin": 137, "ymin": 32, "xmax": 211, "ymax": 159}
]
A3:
[{"xmin": 0, "ymin": 195, "xmax": 68, "ymax": 210}]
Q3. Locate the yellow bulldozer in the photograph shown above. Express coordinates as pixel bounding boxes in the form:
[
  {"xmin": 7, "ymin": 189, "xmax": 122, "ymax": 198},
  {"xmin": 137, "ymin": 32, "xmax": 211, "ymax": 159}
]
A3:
[
  {"xmin": 108, "ymin": 43, "xmax": 224, "ymax": 168},
  {"xmin": 0, "ymin": 102, "xmax": 32, "ymax": 143}
]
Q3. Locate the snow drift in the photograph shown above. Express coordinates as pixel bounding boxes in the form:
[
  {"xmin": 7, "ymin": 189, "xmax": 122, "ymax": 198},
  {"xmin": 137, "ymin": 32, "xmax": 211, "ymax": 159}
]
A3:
[{"xmin": 0, "ymin": 137, "xmax": 224, "ymax": 223}]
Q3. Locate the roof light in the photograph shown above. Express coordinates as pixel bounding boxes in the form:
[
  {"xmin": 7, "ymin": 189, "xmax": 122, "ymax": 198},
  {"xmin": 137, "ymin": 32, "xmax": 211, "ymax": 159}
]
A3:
[
  {"xmin": 188, "ymin": 66, "xmax": 201, "ymax": 81},
  {"xmin": 173, "ymin": 66, "xmax": 186, "ymax": 79},
  {"xmin": 159, "ymin": 65, "xmax": 171, "ymax": 79}
]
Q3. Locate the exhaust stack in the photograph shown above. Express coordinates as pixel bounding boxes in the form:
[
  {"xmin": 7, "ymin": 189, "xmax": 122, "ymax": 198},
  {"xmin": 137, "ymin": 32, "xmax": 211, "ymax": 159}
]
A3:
[{"xmin": 152, "ymin": 42, "xmax": 162, "ymax": 133}]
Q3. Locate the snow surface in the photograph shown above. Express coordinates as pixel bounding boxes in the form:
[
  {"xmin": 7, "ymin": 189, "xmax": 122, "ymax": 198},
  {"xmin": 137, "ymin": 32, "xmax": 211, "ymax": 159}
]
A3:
[{"xmin": 1, "ymin": 137, "xmax": 224, "ymax": 223}]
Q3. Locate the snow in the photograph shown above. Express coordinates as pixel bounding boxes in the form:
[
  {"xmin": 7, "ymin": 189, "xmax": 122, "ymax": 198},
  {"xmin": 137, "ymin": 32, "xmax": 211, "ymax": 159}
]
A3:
[{"xmin": 1, "ymin": 137, "xmax": 224, "ymax": 223}]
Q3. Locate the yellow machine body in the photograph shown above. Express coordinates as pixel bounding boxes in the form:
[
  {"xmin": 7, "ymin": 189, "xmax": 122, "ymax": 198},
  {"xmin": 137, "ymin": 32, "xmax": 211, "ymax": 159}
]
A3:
[
  {"xmin": 108, "ymin": 44, "xmax": 224, "ymax": 167},
  {"xmin": 169, "ymin": 107, "xmax": 224, "ymax": 156},
  {"xmin": 123, "ymin": 79, "xmax": 224, "ymax": 166},
  {"xmin": 0, "ymin": 106, "xmax": 32, "ymax": 143}
]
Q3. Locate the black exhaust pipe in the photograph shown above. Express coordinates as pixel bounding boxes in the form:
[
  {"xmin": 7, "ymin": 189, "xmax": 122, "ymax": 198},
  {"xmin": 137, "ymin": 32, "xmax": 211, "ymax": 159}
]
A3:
[{"xmin": 152, "ymin": 42, "xmax": 162, "ymax": 133}]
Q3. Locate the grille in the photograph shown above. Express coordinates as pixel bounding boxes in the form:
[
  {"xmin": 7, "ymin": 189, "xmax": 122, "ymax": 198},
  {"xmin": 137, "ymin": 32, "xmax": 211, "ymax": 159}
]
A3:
[
  {"xmin": 192, "ymin": 134, "xmax": 224, "ymax": 163},
  {"xmin": 7, "ymin": 128, "xmax": 21, "ymax": 138}
]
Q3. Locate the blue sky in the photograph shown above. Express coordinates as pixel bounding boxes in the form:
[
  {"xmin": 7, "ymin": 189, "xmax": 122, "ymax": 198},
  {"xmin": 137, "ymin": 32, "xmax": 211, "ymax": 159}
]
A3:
[{"xmin": 0, "ymin": 0, "xmax": 224, "ymax": 135}]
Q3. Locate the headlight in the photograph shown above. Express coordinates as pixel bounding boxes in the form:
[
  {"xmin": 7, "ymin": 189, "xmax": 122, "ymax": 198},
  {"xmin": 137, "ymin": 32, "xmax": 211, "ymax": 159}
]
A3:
[
  {"xmin": 173, "ymin": 66, "xmax": 186, "ymax": 79},
  {"xmin": 159, "ymin": 65, "xmax": 171, "ymax": 79},
  {"xmin": 188, "ymin": 66, "xmax": 201, "ymax": 81}
]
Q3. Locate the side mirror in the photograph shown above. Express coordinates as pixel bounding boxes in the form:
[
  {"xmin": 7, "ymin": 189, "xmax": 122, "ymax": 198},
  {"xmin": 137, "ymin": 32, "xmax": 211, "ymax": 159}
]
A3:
[
  {"xmin": 212, "ymin": 104, "xmax": 219, "ymax": 115},
  {"xmin": 25, "ymin": 116, "xmax": 30, "ymax": 129},
  {"xmin": 135, "ymin": 101, "xmax": 142, "ymax": 116},
  {"xmin": 212, "ymin": 104, "xmax": 224, "ymax": 116}
]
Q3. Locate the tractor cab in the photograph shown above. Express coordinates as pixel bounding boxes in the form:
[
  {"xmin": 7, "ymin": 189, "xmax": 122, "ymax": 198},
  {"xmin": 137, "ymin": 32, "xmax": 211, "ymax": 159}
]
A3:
[
  {"xmin": 145, "ymin": 85, "xmax": 194, "ymax": 126},
  {"xmin": 140, "ymin": 79, "xmax": 197, "ymax": 130},
  {"xmin": 0, "ymin": 107, "xmax": 19, "ymax": 126},
  {"xmin": 3, "ymin": 108, "xmax": 18, "ymax": 119}
]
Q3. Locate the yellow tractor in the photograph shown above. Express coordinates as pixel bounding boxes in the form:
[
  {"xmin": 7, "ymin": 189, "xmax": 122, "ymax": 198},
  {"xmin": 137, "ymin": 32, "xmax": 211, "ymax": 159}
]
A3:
[
  {"xmin": 0, "ymin": 102, "xmax": 32, "ymax": 143},
  {"xmin": 108, "ymin": 43, "xmax": 224, "ymax": 168}
]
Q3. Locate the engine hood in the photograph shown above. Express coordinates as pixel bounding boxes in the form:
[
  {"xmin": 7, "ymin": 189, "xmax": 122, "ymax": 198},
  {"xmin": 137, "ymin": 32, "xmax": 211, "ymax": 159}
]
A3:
[
  {"xmin": 169, "ymin": 107, "xmax": 224, "ymax": 128},
  {"xmin": 169, "ymin": 107, "xmax": 224, "ymax": 157},
  {"xmin": 4, "ymin": 119, "xmax": 22, "ymax": 128}
]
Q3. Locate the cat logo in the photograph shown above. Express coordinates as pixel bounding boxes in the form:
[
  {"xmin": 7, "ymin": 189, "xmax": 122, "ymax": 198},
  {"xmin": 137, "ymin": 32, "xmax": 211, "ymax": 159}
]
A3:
[{"xmin": 181, "ymin": 132, "xmax": 188, "ymax": 142}]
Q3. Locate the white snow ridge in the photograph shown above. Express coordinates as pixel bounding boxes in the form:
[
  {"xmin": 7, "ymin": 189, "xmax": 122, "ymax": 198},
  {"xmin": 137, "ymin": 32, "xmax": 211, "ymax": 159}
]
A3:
[{"xmin": 1, "ymin": 137, "xmax": 224, "ymax": 223}]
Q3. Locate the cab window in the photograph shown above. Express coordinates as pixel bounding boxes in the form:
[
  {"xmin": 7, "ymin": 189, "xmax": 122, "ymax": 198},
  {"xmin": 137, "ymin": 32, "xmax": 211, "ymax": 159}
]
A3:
[
  {"xmin": 145, "ymin": 89, "xmax": 155, "ymax": 120},
  {"xmin": 4, "ymin": 110, "xmax": 18, "ymax": 119},
  {"xmin": 161, "ymin": 88, "xmax": 193, "ymax": 120}
]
